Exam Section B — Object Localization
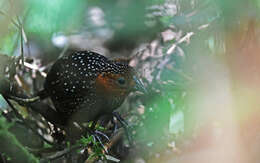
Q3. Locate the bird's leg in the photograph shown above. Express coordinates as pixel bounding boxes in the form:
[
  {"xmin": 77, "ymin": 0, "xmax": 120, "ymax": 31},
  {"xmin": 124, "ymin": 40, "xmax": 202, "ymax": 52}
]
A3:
[
  {"xmin": 88, "ymin": 119, "xmax": 109, "ymax": 141},
  {"xmin": 112, "ymin": 112, "xmax": 133, "ymax": 145},
  {"xmin": 98, "ymin": 114, "xmax": 118, "ymax": 135},
  {"xmin": 80, "ymin": 120, "xmax": 109, "ymax": 150},
  {"xmin": 94, "ymin": 130, "xmax": 109, "ymax": 142},
  {"xmin": 112, "ymin": 112, "xmax": 128, "ymax": 127},
  {"xmin": 83, "ymin": 125, "xmax": 109, "ymax": 153},
  {"xmin": 67, "ymin": 121, "xmax": 108, "ymax": 153},
  {"xmin": 111, "ymin": 117, "xmax": 118, "ymax": 134},
  {"xmin": 91, "ymin": 133, "xmax": 108, "ymax": 153}
]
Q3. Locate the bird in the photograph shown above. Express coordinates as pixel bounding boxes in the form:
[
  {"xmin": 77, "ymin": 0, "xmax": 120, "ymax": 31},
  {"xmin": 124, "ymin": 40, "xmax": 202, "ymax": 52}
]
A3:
[{"xmin": 43, "ymin": 50, "xmax": 146, "ymax": 126}]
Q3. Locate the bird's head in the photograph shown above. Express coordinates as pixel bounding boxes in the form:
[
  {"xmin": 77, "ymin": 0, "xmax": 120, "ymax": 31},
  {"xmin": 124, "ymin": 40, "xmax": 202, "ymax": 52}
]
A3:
[{"xmin": 95, "ymin": 59, "xmax": 146, "ymax": 98}]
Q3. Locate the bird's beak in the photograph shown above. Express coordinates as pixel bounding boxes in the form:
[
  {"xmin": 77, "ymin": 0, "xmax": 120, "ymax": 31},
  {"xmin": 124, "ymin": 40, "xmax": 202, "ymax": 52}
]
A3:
[{"xmin": 133, "ymin": 76, "xmax": 147, "ymax": 94}]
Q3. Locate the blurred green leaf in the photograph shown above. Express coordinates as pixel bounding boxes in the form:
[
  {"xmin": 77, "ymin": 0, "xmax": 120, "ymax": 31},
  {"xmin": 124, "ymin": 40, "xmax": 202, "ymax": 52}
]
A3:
[
  {"xmin": 25, "ymin": 0, "xmax": 86, "ymax": 36},
  {"xmin": 0, "ymin": 29, "xmax": 18, "ymax": 55}
]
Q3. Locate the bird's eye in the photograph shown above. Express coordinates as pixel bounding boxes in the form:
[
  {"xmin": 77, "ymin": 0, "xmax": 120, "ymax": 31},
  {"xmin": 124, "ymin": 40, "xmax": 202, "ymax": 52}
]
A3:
[{"xmin": 117, "ymin": 77, "xmax": 126, "ymax": 86}]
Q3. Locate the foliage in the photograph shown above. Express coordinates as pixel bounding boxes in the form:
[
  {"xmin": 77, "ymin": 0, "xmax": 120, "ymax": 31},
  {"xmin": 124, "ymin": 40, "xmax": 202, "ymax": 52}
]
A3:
[
  {"xmin": 0, "ymin": 118, "xmax": 39, "ymax": 163},
  {"xmin": 77, "ymin": 135, "xmax": 106, "ymax": 161},
  {"xmin": 0, "ymin": 0, "xmax": 259, "ymax": 162}
]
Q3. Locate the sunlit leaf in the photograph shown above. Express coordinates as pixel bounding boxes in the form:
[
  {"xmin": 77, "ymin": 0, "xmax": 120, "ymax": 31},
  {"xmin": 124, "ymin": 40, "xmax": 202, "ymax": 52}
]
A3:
[{"xmin": 169, "ymin": 110, "xmax": 184, "ymax": 134}]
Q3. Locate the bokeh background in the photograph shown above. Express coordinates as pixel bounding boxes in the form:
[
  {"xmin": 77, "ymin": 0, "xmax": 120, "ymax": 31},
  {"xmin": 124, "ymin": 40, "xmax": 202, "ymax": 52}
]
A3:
[{"xmin": 0, "ymin": 0, "xmax": 260, "ymax": 162}]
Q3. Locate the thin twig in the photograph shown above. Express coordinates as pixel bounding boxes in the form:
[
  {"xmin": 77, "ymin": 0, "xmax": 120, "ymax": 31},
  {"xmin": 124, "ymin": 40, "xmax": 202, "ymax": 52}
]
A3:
[
  {"xmin": 7, "ymin": 95, "xmax": 40, "ymax": 103},
  {"xmin": 20, "ymin": 25, "xmax": 24, "ymax": 68},
  {"xmin": 58, "ymin": 43, "xmax": 69, "ymax": 59},
  {"xmin": 24, "ymin": 62, "xmax": 47, "ymax": 77}
]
